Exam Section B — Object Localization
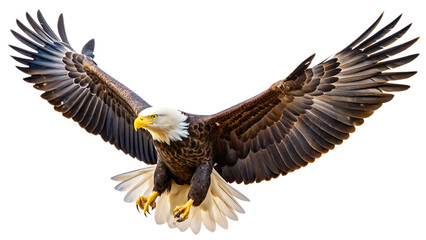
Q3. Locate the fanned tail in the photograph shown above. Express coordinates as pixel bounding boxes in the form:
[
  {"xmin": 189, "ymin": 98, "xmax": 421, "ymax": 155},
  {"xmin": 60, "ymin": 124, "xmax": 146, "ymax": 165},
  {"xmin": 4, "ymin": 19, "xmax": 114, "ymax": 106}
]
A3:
[{"xmin": 111, "ymin": 167, "xmax": 249, "ymax": 233}]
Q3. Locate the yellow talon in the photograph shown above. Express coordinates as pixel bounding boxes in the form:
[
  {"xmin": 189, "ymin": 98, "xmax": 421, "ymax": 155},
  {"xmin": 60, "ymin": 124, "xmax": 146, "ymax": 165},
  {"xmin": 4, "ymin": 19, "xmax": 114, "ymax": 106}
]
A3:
[
  {"xmin": 136, "ymin": 191, "xmax": 159, "ymax": 216},
  {"xmin": 173, "ymin": 199, "xmax": 194, "ymax": 222}
]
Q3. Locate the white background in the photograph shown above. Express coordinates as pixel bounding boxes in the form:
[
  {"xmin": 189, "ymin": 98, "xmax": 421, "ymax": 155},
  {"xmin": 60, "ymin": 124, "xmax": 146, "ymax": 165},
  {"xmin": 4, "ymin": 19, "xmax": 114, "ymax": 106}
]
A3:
[{"xmin": 1, "ymin": 1, "xmax": 425, "ymax": 239}]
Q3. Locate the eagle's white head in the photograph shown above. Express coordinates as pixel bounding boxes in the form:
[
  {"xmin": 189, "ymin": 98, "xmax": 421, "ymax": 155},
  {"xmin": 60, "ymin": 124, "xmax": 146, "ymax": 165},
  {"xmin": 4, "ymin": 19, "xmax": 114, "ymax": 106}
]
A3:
[{"xmin": 134, "ymin": 107, "xmax": 189, "ymax": 145}]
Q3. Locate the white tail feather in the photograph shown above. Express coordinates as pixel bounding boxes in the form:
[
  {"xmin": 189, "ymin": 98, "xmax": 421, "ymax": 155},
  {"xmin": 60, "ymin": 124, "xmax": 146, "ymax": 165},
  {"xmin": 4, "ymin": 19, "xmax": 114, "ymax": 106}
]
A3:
[{"xmin": 111, "ymin": 167, "xmax": 249, "ymax": 233}]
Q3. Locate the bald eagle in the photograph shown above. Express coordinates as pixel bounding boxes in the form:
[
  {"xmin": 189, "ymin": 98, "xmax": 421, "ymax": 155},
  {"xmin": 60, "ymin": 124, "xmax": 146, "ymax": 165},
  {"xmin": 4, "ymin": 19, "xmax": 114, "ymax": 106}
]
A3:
[{"xmin": 11, "ymin": 11, "xmax": 418, "ymax": 233}]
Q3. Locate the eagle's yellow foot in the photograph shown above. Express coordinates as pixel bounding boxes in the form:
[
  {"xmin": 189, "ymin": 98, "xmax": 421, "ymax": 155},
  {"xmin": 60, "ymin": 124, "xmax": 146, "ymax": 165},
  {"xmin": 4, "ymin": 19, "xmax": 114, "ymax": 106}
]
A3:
[
  {"xmin": 136, "ymin": 191, "xmax": 159, "ymax": 216},
  {"xmin": 173, "ymin": 199, "xmax": 194, "ymax": 222}
]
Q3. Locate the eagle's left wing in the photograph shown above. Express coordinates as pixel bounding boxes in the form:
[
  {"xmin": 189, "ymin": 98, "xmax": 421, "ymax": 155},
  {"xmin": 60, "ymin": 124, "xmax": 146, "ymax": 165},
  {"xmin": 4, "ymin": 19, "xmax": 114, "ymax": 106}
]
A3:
[
  {"xmin": 206, "ymin": 14, "xmax": 418, "ymax": 184},
  {"xmin": 11, "ymin": 11, "xmax": 157, "ymax": 164}
]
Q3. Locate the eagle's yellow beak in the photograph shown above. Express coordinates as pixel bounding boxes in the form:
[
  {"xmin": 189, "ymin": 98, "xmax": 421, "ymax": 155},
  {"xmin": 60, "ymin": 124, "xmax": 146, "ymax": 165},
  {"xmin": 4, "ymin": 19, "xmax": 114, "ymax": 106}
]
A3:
[{"xmin": 134, "ymin": 116, "xmax": 151, "ymax": 131}]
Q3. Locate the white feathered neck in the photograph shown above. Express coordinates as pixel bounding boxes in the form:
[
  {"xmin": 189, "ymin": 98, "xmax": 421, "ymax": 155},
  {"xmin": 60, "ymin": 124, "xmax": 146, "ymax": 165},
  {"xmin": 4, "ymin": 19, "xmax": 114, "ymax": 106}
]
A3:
[{"xmin": 139, "ymin": 107, "xmax": 189, "ymax": 144}]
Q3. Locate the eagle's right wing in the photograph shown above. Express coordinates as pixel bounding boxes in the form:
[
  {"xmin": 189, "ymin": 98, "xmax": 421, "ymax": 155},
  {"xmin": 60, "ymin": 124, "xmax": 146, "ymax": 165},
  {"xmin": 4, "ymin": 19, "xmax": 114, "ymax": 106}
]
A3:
[
  {"xmin": 206, "ymin": 14, "xmax": 418, "ymax": 184},
  {"xmin": 11, "ymin": 11, "xmax": 157, "ymax": 164}
]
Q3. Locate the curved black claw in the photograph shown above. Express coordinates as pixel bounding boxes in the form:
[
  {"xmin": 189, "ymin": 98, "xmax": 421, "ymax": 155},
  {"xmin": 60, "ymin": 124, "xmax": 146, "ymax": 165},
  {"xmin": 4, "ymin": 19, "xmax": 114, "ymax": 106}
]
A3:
[{"xmin": 144, "ymin": 209, "xmax": 151, "ymax": 217}]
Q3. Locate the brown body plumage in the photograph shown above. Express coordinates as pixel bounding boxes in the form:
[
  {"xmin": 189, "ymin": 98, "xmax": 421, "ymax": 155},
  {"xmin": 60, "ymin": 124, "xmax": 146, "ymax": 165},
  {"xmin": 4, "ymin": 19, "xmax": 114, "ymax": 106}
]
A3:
[
  {"xmin": 155, "ymin": 116, "xmax": 213, "ymax": 184},
  {"xmin": 11, "ymin": 11, "xmax": 418, "ymax": 232}
]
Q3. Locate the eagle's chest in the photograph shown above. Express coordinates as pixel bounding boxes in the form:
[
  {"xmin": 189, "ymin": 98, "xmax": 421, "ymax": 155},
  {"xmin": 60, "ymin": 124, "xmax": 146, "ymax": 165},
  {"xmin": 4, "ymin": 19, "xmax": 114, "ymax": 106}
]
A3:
[{"xmin": 154, "ymin": 121, "xmax": 213, "ymax": 184}]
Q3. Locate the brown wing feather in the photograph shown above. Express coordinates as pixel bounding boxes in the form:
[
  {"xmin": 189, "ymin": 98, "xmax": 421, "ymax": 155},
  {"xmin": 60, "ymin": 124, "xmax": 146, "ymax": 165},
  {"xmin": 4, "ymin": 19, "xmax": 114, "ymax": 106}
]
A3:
[
  {"xmin": 206, "ymin": 14, "xmax": 418, "ymax": 184},
  {"xmin": 11, "ymin": 11, "xmax": 157, "ymax": 164}
]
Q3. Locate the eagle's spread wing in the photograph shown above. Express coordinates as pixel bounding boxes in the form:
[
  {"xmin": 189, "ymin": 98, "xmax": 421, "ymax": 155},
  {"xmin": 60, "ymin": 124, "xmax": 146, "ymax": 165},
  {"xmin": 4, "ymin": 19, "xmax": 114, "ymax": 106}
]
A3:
[
  {"xmin": 11, "ymin": 11, "xmax": 157, "ymax": 164},
  {"xmin": 208, "ymin": 14, "xmax": 418, "ymax": 184}
]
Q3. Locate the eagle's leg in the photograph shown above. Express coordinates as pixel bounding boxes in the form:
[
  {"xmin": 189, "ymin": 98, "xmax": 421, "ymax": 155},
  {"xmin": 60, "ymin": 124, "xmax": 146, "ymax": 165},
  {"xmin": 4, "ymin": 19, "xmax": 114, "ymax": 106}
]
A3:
[
  {"xmin": 173, "ymin": 161, "xmax": 213, "ymax": 222},
  {"xmin": 136, "ymin": 191, "xmax": 158, "ymax": 216},
  {"xmin": 136, "ymin": 160, "xmax": 171, "ymax": 216},
  {"xmin": 174, "ymin": 199, "xmax": 194, "ymax": 222}
]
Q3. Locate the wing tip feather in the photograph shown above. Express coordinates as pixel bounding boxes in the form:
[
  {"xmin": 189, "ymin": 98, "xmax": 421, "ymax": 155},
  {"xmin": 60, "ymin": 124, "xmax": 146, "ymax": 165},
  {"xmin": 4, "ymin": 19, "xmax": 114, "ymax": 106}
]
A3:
[{"xmin": 346, "ymin": 12, "xmax": 384, "ymax": 50}]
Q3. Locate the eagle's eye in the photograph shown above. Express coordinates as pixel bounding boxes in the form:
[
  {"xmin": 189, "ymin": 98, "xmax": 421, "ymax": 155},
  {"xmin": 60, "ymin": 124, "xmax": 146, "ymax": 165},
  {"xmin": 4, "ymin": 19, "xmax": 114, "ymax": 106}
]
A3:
[{"xmin": 150, "ymin": 114, "xmax": 158, "ymax": 120}]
